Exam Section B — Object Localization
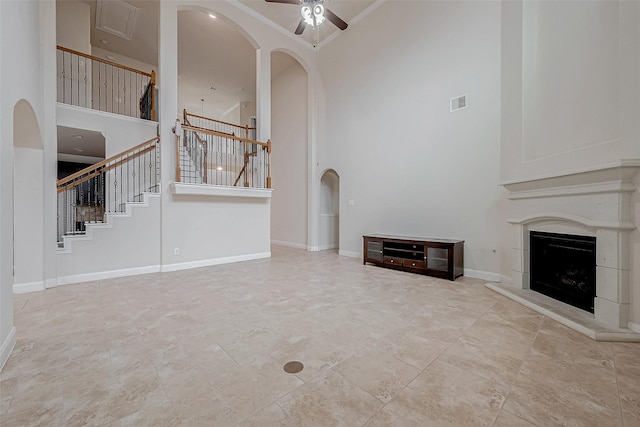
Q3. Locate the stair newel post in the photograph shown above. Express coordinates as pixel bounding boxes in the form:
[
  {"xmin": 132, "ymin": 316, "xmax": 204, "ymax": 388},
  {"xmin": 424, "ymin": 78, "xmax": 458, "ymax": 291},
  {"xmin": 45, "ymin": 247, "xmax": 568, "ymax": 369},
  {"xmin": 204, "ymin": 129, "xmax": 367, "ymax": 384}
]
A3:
[
  {"xmin": 266, "ymin": 139, "xmax": 272, "ymax": 189},
  {"xmin": 174, "ymin": 119, "xmax": 182, "ymax": 182}
]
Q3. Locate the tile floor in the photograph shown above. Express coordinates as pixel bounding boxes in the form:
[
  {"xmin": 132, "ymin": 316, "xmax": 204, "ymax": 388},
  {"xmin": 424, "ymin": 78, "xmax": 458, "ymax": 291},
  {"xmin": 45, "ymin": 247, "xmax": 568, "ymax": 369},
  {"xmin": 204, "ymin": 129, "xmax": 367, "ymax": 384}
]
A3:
[{"xmin": 1, "ymin": 246, "xmax": 639, "ymax": 426}]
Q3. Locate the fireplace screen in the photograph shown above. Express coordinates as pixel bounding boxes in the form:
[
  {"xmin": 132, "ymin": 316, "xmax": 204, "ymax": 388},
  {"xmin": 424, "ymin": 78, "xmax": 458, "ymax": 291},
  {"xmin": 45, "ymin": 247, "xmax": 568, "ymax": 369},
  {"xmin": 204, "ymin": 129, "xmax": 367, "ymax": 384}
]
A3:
[{"xmin": 530, "ymin": 231, "xmax": 596, "ymax": 313}]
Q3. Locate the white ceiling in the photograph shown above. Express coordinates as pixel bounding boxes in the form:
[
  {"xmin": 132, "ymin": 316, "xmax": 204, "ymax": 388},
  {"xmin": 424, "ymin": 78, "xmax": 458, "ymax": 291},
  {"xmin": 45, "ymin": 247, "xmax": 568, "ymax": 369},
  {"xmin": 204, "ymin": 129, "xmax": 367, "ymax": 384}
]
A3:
[{"xmin": 57, "ymin": 126, "xmax": 106, "ymax": 159}]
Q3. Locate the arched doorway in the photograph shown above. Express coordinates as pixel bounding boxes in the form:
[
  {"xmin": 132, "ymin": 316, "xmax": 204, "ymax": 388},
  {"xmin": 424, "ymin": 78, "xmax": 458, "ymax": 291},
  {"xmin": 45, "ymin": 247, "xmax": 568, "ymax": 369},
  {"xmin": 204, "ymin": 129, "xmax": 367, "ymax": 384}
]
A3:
[
  {"xmin": 13, "ymin": 100, "xmax": 45, "ymax": 293},
  {"xmin": 319, "ymin": 169, "xmax": 339, "ymax": 251}
]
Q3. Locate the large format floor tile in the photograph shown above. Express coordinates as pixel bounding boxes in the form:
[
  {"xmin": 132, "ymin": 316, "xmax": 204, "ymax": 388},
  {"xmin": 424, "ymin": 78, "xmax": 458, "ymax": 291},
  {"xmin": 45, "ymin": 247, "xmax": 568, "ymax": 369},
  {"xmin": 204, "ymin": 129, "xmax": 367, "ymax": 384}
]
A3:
[{"xmin": 2, "ymin": 246, "xmax": 639, "ymax": 426}]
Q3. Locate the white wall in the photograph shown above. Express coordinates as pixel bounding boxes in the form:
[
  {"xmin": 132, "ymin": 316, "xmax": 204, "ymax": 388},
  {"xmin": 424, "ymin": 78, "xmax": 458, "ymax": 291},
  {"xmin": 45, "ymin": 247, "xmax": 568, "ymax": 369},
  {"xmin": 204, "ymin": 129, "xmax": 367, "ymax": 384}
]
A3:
[
  {"xmin": 14, "ymin": 148, "xmax": 44, "ymax": 289},
  {"xmin": 0, "ymin": 0, "xmax": 9, "ymax": 369},
  {"xmin": 319, "ymin": 170, "xmax": 339, "ymax": 250},
  {"xmin": 220, "ymin": 103, "xmax": 241, "ymax": 124},
  {"xmin": 0, "ymin": 0, "xmax": 56, "ymax": 369},
  {"xmin": 57, "ymin": 104, "xmax": 158, "ymax": 156},
  {"xmin": 57, "ymin": 195, "xmax": 161, "ymax": 283},
  {"xmin": 56, "ymin": 0, "xmax": 90, "ymax": 54},
  {"xmin": 501, "ymin": 0, "xmax": 640, "ymax": 181},
  {"xmin": 162, "ymin": 193, "xmax": 271, "ymax": 270},
  {"xmin": 240, "ymin": 101, "xmax": 256, "ymax": 128},
  {"xmin": 91, "ymin": 46, "xmax": 156, "ymax": 75},
  {"xmin": 318, "ymin": 1, "xmax": 503, "ymax": 278},
  {"xmin": 501, "ymin": 0, "xmax": 640, "ymax": 325},
  {"xmin": 271, "ymin": 57, "xmax": 308, "ymax": 249}
]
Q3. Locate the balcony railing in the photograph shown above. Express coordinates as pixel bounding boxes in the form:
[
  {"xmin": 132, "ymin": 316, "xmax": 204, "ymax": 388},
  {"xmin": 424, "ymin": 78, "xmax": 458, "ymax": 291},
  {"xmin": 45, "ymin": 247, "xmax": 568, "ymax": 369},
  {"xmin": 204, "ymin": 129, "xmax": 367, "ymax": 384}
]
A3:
[
  {"xmin": 183, "ymin": 109, "xmax": 255, "ymax": 140},
  {"xmin": 57, "ymin": 137, "xmax": 160, "ymax": 243},
  {"xmin": 57, "ymin": 45, "xmax": 156, "ymax": 121},
  {"xmin": 176, "ymin": 121, "xmax": 271, "ymax": 189}
]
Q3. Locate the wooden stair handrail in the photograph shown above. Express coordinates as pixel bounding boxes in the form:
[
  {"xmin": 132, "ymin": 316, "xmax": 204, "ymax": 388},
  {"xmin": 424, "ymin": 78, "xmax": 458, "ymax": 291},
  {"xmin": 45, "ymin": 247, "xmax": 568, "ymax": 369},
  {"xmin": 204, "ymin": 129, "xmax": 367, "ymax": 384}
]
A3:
[
  {"xmin": 181, "ymin": 124, "xmax": 268, "ymax": 147},
  {"xmin": 57, "ymin": 137, "xmax": 160, "ymax": 190},
  {"xmin": 183, "ymin": 109, "xmax": 256, "ymax": 133},
  {"xmin": 57, "ymin": 45, "xmax": 153, "ymax": 78}
]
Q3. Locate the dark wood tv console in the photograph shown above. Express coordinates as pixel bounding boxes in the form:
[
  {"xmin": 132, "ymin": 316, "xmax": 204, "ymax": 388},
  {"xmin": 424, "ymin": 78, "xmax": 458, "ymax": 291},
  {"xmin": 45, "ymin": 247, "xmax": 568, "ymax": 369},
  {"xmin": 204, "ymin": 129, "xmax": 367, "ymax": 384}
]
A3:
[{"xmin": 363, "ymin": 234, "xmax": 464, "ymax": 280}]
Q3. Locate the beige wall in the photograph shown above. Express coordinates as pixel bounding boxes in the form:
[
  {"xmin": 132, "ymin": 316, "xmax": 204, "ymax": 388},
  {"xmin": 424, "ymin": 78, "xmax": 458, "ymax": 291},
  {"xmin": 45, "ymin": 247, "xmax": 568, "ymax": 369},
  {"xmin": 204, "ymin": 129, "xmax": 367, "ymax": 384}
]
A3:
[
  {"xmin": 270, "ymin": 55, "xmax": 308, "ymax": 249},
  {"xmin": 318, "ymin": 1, "xmax": 504, "ymax": 279},
  {"xmin": 56, "ymin": 1, "xmax": 91, "ymax": 54}
]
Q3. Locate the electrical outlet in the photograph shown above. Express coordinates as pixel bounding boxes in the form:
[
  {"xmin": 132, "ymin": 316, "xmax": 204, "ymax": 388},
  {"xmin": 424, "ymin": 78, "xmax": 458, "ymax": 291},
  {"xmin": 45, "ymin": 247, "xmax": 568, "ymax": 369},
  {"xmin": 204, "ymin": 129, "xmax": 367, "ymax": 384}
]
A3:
[
  {"xmin": 174, "ymin": 248, "xmax": 180, "ymax": 255},
  {"xmin": 347, "ymin": 200, "xmax": 355, "ymax": 206}
]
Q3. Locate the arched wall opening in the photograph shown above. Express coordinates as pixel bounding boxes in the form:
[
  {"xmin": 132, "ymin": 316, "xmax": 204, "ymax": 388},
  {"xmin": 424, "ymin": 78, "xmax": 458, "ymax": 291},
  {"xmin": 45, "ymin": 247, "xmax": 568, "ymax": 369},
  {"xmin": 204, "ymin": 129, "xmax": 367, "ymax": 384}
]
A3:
[
  {"xmin": 177, "ymin": 8, "xmax": 257, "ymax": 124},
  {"xmin": 270, "ymin": 51, "xmax": 309, "ymax": 249},
  {"xmin": 319, "ymin": 169, "xmax": 339, "ymax": 251},
  {"xmin": 13, "ymin": 100, "xmax": 45, "ymax": 292}
]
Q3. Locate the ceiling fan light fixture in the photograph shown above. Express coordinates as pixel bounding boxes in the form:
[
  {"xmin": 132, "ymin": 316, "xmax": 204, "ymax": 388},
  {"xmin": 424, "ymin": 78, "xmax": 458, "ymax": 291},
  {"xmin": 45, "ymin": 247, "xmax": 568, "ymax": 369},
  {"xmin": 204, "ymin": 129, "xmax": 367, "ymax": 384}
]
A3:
[{"xmin": 301, "ymin": 2, "xmax": 325, "ymax": 27}]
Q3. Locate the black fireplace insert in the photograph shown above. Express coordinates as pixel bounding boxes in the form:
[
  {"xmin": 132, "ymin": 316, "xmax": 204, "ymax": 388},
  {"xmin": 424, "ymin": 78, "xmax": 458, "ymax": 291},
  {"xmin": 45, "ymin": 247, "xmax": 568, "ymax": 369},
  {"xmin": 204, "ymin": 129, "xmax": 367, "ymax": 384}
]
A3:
[{"xmin": 530, "ymin": 231, "xmax": 596, "ymax": 313}]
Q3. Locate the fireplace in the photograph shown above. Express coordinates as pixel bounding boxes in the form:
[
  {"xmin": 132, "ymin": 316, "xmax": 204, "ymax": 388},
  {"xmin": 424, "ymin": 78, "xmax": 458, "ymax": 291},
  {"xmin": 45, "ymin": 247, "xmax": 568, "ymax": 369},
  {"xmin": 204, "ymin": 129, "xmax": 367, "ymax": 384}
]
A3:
[
  {"xmin": 530, "ymin": 231, "xmax": 596, "ymax": 313},
  {"xmin": 495, "ymin": 160, "xmax": 640, "ymax": 337}
]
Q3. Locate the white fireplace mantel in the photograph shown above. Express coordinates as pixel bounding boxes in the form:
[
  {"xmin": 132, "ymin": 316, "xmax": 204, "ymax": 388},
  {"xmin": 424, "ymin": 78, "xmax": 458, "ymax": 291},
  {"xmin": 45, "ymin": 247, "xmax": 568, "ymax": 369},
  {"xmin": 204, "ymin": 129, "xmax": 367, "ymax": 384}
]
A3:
[{"xmin": 492, "ymin": 160, "xmax": 640, "ymax": 341}]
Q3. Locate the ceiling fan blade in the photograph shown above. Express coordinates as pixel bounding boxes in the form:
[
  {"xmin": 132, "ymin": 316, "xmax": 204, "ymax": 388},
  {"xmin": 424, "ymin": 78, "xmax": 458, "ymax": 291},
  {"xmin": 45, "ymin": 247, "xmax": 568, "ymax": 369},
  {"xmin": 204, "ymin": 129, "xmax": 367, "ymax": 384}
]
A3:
[
  {"xmin": 265, "ymin": 0, "xmax": 300, "ymax": 4},
  {"xmin": 294, "ymin": 19, "xmax": 307, "ymax": 35},
  {"xmin": 325, "ymin": 8, "xmax": 348, "ymax": 30}
]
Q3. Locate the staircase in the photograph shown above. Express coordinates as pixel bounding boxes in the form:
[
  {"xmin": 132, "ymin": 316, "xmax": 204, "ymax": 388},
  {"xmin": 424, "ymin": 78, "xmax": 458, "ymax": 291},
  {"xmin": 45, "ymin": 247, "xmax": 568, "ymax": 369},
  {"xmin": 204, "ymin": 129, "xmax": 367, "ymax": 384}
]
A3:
[
  {"xmin": 56, "ymin": 193, "xmax": 161, "ymax": 285},
  {"xmin": 56, "ymin": 137, "xmax": 160, "ymax": 250},
  {"xmin": 57, "ymin": 192, "xmax": 159, "ymax": 251},
  {"xmin": 179, "ymin": 141, "xmax": 203, "ymax": 184}
]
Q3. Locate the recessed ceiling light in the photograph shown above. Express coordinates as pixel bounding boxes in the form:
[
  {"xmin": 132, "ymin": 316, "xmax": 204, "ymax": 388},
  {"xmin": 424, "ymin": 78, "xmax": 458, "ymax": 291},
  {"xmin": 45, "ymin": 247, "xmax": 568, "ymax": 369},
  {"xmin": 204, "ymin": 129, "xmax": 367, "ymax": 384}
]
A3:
[
  {"xmin": 217, "ymin": 166, "xmax": 223, "ymax": 171},
  {"xmin": 238, "ymin": 87, "xmax": 244, "ymax": 91},
  {"xmin": 100, "ymin": 39, "xmax": 108, "ymax": 44},
  {"xmin": 106, "ymin": 54, "xmax": 116, "ymax": 61},
  {"xmin": 71, "ymin": 134, "xmax": 84, "ymax": 139},
  {"xmin": 74, "ymin": 148, "xmax": 84, "ymax": 152},
  {"xmin": 209, "ymin": 13, "xmax": 216, "ymax": 19}
]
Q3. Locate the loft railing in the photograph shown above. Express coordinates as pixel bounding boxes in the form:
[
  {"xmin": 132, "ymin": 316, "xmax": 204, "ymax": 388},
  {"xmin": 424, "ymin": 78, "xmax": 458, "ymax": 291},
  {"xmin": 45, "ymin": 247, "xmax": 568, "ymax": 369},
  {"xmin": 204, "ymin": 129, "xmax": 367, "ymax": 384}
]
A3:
[
  {"xmin": 183, "ymin": 109, "xmax": 256, "ymax": 140},
  {"xmin": 176, "ymin": 122, "xmax": 271, "ymax": 189},
  {"xmin": 56, "ymin": 137, "xmax": 160, "ymax": 243},
  {"xmin": 57, "ymin": 45, "xmax": 156, "ymax": 121}
]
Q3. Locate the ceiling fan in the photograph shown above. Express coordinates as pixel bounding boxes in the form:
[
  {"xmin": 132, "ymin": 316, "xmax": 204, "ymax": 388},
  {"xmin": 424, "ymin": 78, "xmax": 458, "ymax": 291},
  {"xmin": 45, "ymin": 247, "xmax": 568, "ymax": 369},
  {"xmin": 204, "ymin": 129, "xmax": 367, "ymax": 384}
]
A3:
[{"xmin": 265, "ymin": 0, "xmax": 348, "ymax": 35}]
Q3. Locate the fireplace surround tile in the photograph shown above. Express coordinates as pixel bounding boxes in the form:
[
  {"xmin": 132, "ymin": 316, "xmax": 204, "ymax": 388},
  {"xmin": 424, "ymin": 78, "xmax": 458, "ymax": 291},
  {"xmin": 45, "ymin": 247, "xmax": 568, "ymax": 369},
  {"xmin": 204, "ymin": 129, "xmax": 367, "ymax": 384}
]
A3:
[{"xmin": 596, "ymin": 267, "xmax": 630, "ymax": 303}]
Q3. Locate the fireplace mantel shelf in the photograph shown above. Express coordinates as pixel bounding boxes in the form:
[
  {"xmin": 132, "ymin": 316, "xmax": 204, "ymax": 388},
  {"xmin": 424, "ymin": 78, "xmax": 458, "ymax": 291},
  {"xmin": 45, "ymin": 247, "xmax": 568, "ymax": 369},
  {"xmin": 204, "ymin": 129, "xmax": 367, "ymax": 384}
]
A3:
[{"xmin": 502, "ymin": 159, "xmax": 640, "ymax": 196}]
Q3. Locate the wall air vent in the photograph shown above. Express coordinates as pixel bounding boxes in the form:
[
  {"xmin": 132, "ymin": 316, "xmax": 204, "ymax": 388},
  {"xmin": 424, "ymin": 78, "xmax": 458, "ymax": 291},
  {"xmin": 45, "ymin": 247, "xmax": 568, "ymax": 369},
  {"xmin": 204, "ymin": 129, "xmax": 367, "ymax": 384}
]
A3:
[
  {"xmin": 450, "ymin": 94, "xmax": 468, "ymax": 112},
  {"xmin": 96, "ymin": 0, "xmax": 139, "ymax": 41}
]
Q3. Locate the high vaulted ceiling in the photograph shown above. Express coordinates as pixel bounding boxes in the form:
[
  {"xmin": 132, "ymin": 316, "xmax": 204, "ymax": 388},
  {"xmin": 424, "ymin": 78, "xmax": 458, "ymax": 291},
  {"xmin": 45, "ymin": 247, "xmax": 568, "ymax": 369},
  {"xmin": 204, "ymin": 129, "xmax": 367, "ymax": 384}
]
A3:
[
  {"xmin": 238, "ymin": 0, "xmax": 377, "ymax": 46},
  {"xmin": 62, "ymin": 0, "xmax": 380, "ymax": 139}
]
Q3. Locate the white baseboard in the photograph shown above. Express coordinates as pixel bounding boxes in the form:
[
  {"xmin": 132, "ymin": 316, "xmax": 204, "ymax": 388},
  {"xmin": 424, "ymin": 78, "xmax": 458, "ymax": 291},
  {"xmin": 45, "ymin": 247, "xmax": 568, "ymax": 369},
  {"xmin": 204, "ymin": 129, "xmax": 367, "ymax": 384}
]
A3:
[
  {"xmin": 317, "ymin": 244, "xmax": 337, "ymax": 251},
  {"xmin": 499, "ymin": 274, "xmax": 513, "ymax": 285},
  {"xmin": 57, "ymin": 265, "xmax": 161, "ymax": 286},
  {"xmin": 13, "ymin": 280, "xmax": 45, "ymax": 294},
  {"xmin": 463, "ymin": 269, "xmax": 502, "ymax": 282},
  {"xmin": 1, "ymin": 326, "xmax": 16, "ymax": 371},
  {"xmin": 629, "ymin": 322, "xmax": 640, "ymax": 333},
  {"xmin": 45, "ymin": 278, "xmax": 59, "ymax": 289},
  {"xmin": 161, "ymin": 252, "xmax": 271, "ymax": 273},
  {"xmin": 338, "ymin": 250, "xmax": 361, "ymax": 258},
  {"xmin": 271, "ymin": 240, "xmax": 308, "ymax": 250}
]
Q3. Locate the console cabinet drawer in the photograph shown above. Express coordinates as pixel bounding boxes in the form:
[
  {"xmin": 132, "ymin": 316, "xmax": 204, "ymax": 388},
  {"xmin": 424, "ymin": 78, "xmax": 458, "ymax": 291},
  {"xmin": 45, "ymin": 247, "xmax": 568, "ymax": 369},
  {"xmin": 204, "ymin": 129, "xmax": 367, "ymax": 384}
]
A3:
[
  {"xmin": 403, "ymin": 259, "xmax": 425, "ymax": 269},
  {"xmin": 383, "ymin": 256, "xmax": 404, "ymax": 266}
]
